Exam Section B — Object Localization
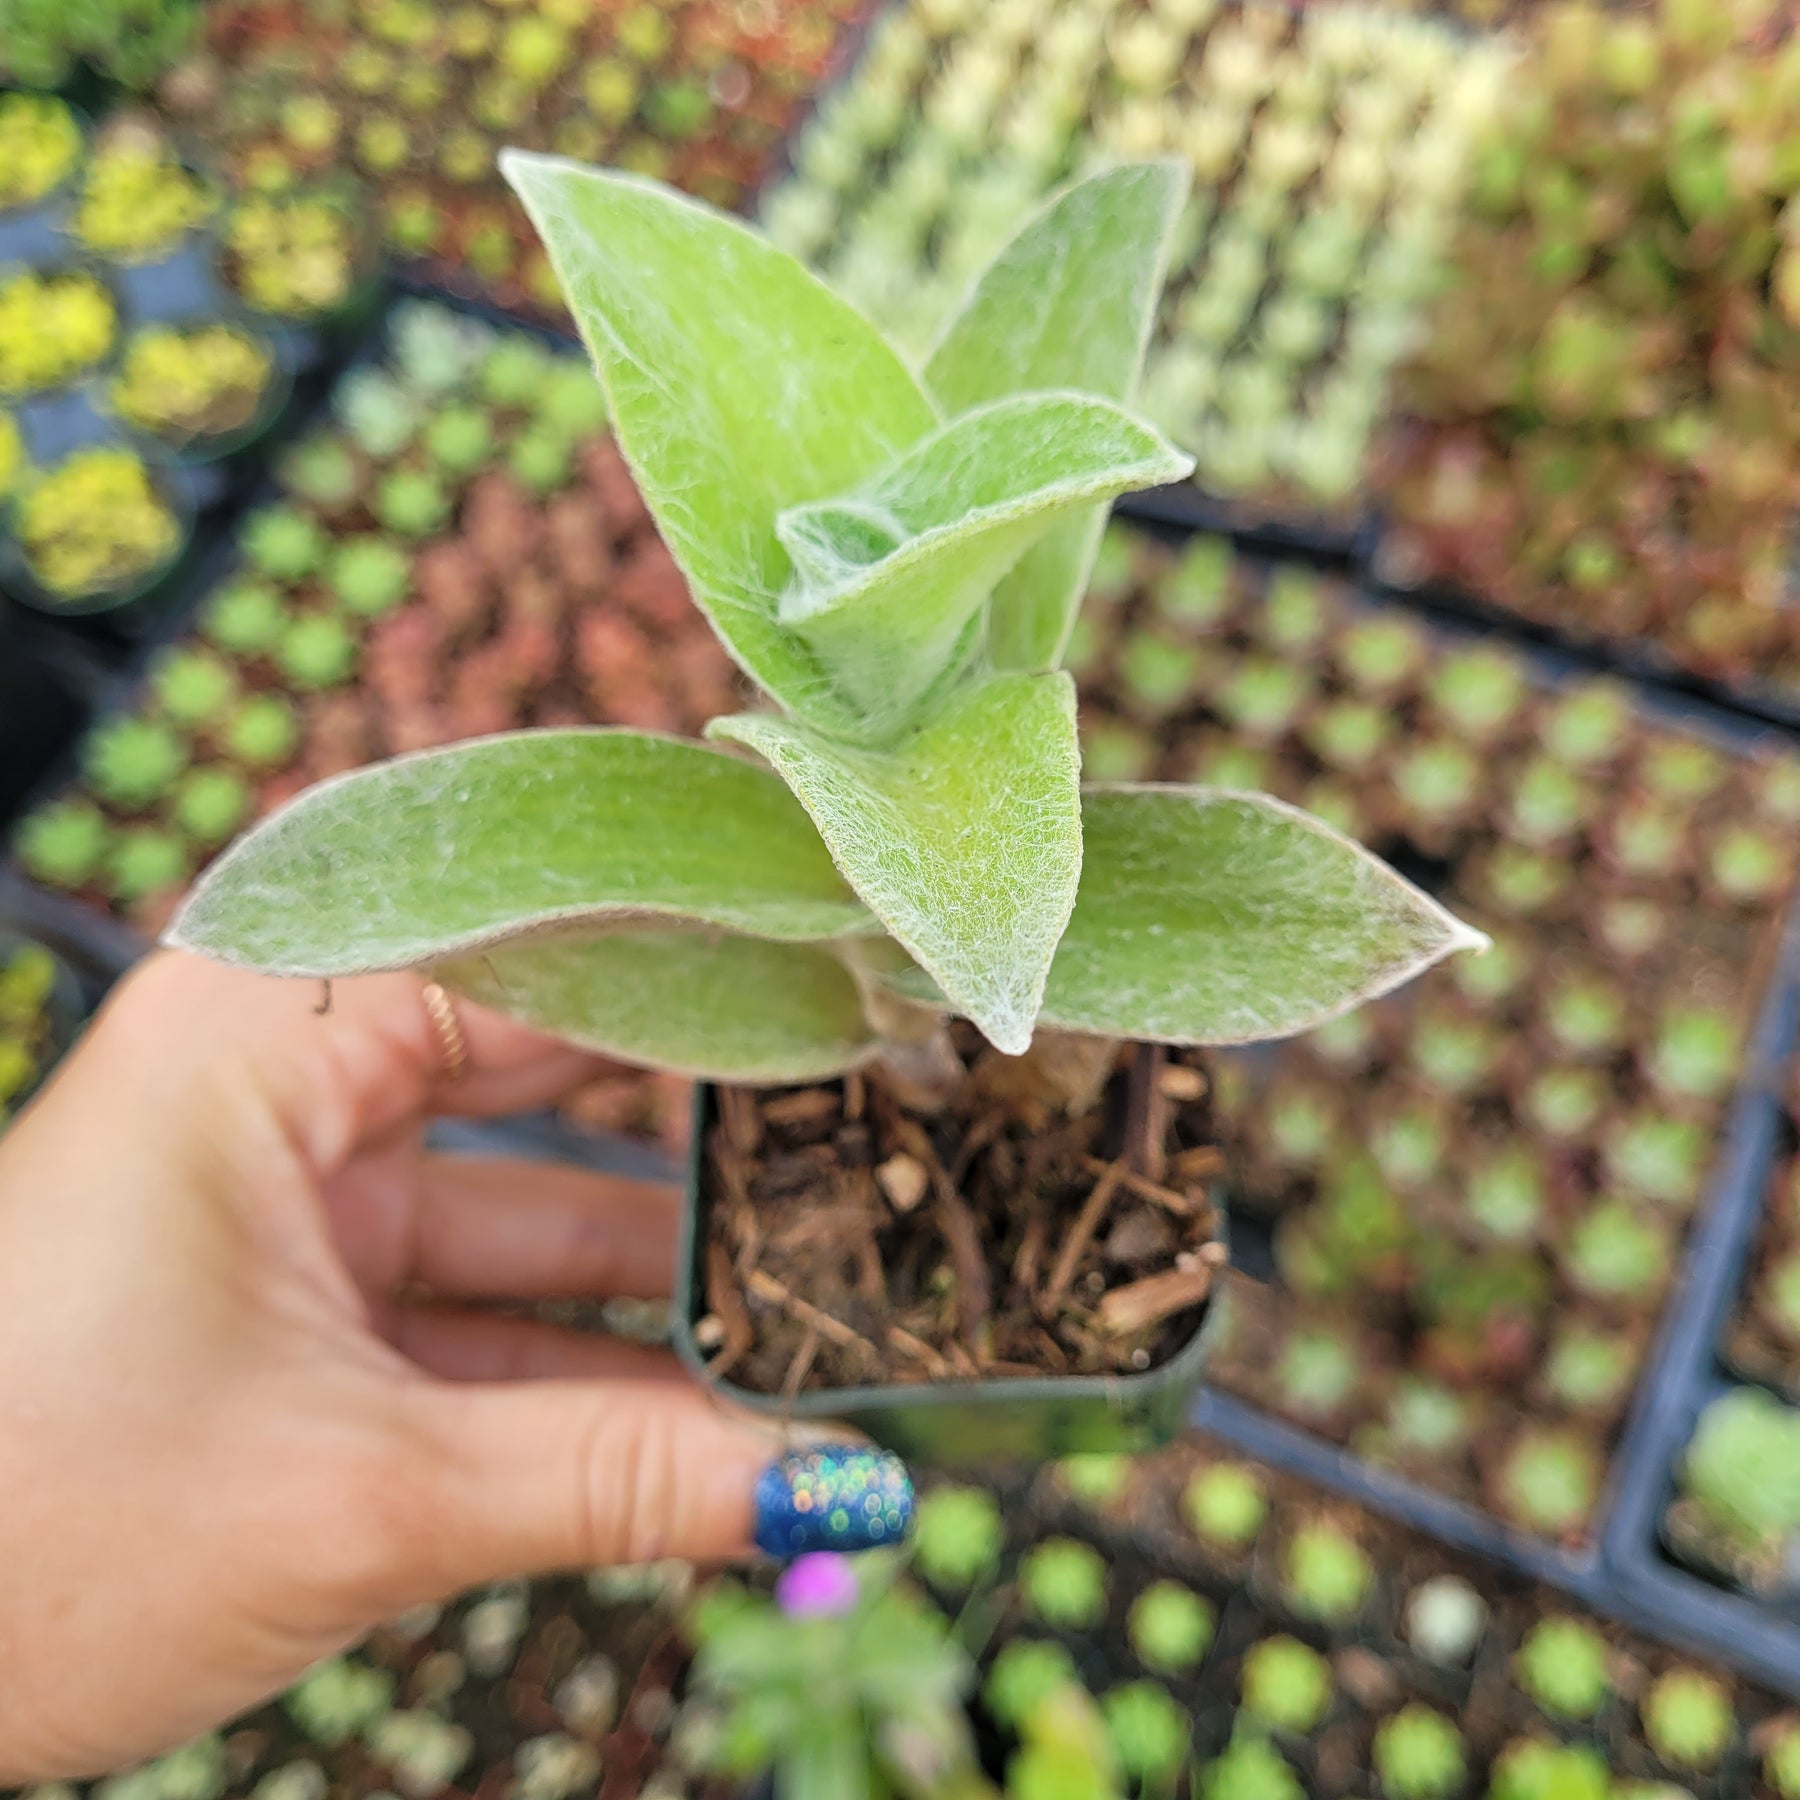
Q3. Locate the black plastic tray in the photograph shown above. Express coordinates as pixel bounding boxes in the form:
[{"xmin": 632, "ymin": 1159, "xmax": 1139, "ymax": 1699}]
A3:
[{"xmin": 1363, "ymin": 538, "xmax": 1800, "ymax": 738}]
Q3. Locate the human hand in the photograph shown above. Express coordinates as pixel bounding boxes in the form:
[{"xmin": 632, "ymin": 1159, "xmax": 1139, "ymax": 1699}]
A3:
[{"xmin": 0, "ymin": 951, "xmax": 906, "ymax": 1780}]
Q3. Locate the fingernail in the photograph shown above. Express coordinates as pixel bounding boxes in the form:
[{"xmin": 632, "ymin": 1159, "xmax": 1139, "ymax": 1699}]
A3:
[{"xmin": 753, "ymin": 1443, "xmax": 914, "ymax": 1558}]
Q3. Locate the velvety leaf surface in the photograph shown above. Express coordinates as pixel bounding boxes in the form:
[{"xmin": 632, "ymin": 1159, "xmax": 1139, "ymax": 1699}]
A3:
[
  {"xmin": 500, "ymin": 154, "xmax": 938, "ymax": 735},
  {"xmin": 925, "ymin": 163, "xmax": 1189, "ymax": 671},
  {"xmin": 777, "ymin": 393, "xmax": 1188, "ymax": 733},
  {"xmin": 711, "ymin": 673, "xmax": 1083, "ymax": 1056},
  {"xmin": 169, "ymin": 730, "xmax": 875, "ymax": 974},
  {"xmin": 439, "ymin": 927, "xmax": 878, "ymax": 1082},
  {"xmin": 1038, "ymin": 786, "xmax": 1488, "ymax": 1043}
]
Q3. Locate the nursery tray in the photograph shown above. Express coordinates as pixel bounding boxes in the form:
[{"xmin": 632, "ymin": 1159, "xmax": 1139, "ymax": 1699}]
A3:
[
  {"xmin": 1364, "ymin": 534, "xmax": 1800, "ymax": 738},
  {"xmin": 1117, "ymin": 481, "xmax": 1379, "ymax": 568},
  {"xmin": 1597, "ymin": 926, "xmax": 1800, "ymax": 1695},
  {"xmin": 1171, "ymin": 566, "xmax": 1800, "ymax": 1689}
]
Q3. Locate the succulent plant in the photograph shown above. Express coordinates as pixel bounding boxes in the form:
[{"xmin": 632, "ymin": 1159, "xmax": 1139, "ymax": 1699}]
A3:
[
  {"xmin": 1102, "ymin": 1680, "xmax": 1189, "ymax": 1786},
  {"xmin": 1560, "ymin": 1200, "xmax": 1670, "ymax": 1307},
  {"xmin": 1198, "ymin": 1729, "xmax": 1303, "ymax": 1800},
  {"xmin": 19, "ymin": 446, "xmax": 181, "ymax": 601},
  {"xmin": 376, "ymin": 467, "xmax": 452, "ymax": 538},
  {"xmin": 204, "ymin": 580, "xmax": 288, "ymax": 658},
  {"xmin": 1641, "ymin": 1668, "xmax": 1733, "ymax": 1773},
  {"xmin": 1487, "ymin": 1738, "xmax": 1610, "ymax": 1800},
  {"xmin": 1279, "ymin": 1516, "xmax": 1372, "ymax": 1626},
  {"xmin": 112, "ymin": 323, "xmax": 276, "ymax": 447},
  {"xmin": 278, "ymin": 613, "xmax": 357, "ymax": 691},
  {"xmin": 175, "ymin": 768, "xmax": 252, "ymax": 846},
  {"xmin": 244, "ymin": 507, "xmax": 328, "ymax": 584},
  {"xmin": 1128, "ymin": 1580, "xmax": 1214, "ymax": 1675},
  {"xmin": 1019, "ymin": 1537, "xmax": 1108, "ymax": 1632},
  {"xmin": 327, "ymin": 537, "xmax": 412, "ymax": 618},
  {"xmin": 423, "ymin": 403, "xmax": 495, "ymax": 477},
  {"xmin": 1538, "ymin": 1321, "xmax": 1638, "ymax": 1417},
  {"xmin": 1674, "ymin": 1387, "xmax": 1800, "ymax": 1577},
  {"xmin": 1512, "ymin": 1615, "xmax": 1611, "ymax": 1722},
  {"xmin": 1764, "ymin": 1717, "xmax": 1800, "ymax": 1800},
  {"xmin": 1373, "ymin": 1703, "xmax": 1466, "ymax": 1800},
  {"xmin": 106, "ymin": 826, "xmax": 190, "ymax": 904},
  {"xmin": 225, "ymin": 190, "xmax": 364, "ymax": 319},
  {"xmin": 17, "ymin": 800, "xmax": 111, "ymax": 889},
  {"xmin": 984, "ymin": 1637, "xmax": 1080, "ymax": 1732},
  {"xmin": 284, "ymin": 1657, "xmax": 396, "ymax": 1747},
  {"xmin": 1402, "ymin": 1575, "xmax": 1486, "ymax": 1670},
  {"xmin": 910, "ymin": 1484, "xmax": 1004, "ymax": 1592},
  {"xmin": 0, "ymin": 92, "xmax": 83, "ymax": 210},
  {"xmin": 1240, "ymin": 1632, "xmax": 1332, "ymax": 1735},
  {"xmin": 83, "ymin": 716, "xmax": 190, "ymax": 810},
  {"xmin": 1644, "ymin": 1006, "xmax": 1740, "ymax": 1108},
  {"xmin": 1491, "ymin": 1427, "xmax": 1602, "ymax": 1538},
  {"xmin": 225, "ymin": 694, "xmax": 302, "ymax": 770},
  {"xmin": 154, "ymin": 649, "xmax": 239, "ymax": 729},
  {"xmin": 1183, "ymin": 1461, "xmax": 1268, "ymax": 1553}
]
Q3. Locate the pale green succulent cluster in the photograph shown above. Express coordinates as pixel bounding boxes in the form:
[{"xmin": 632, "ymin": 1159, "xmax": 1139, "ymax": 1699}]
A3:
[{"xmin": 171, "ymin": 157, "xmax": 1479, "ymax": 1079}]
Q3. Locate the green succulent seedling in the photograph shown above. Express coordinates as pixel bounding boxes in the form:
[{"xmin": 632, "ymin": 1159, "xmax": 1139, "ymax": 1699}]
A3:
[
  {"xmin": 1198, "ymin": 1729, "xmax": 1303, "ymax": 1800},
  {"xmin": 225, "ymin": 695, "xmax": 301, "ymax": 770},
  {"xmin": 1103, "ymin": 1680, "xmax": 1188, "ymax": 1786},
  {"xmin": 175, "ymin": 769, "xmax": 252, "ymax": 847},
  {"xmin": 1506, "ymin": 758, "xmax": 1590, "ymax": 847},
  {"xmin": 689, "ymin": 1565, "xmax": 980, "ymax": 1800},
  {"xmin": 1128, "ymin": 1581, "xmax": 1214, "ymax": 1675},
  {"xmin": 278, "ymin": 614, "xmax": 357, "ymax": 692},
  {"xmin": 1304, "ymin": 698, "xmax": 1392, "ymax": 776},
  {"xmin": 1009, "ymin": 1676, "xmax": 1121, "ymax": 1800},
  {"xmin": 1463, "ymin": 1144, "xmax": 1548, "ymax": 1245},
  {"xmin": 376, "ymin": 467, "xmax": 451, "ymax": 539},
  {"xmin": 1676, "ymin": 1388, "xmax": 1800, "ymax": 1571},
  {"xmin": 168, "ymin": 162, "xmax": 1480, "ymax": 1086},
  {"xmin": 106, "ymin": 828, "xmax": 191, "ymax": 904},
  {"xmin": 1402, "ymin": 1576, "xmax": 1486, "ymax": 1670},
  {"xmin": 18, "ymin": 801, "xmax": 112, "ymax": 889},
  {"xmin": 284, "ymin": 1656, "xmax": 396, "ymax": 1746},
  {"xmin": 1541, "ymin": 682, "xmax": 1634, "ymax": 767},
  {"xmin": 1642, "ymin": 1668, "xmax": 1733, "ymax": 1773},
  {"xmin": 1494, "ymin": 1429, "xmax": 1601, "ymax": 1538},
  {"xmin": 1240, "ymin": 1634, "xmax": 1331, "ymax": 1735},
  {"xmin": 1513, "ymin": 1616, "xmax": 1611, "ymax": 1722},
  {"xmin": 1394, "ymin": 740, "xmax": 1483, "ymax": 833},
  {"xmin": 1520, "ymin": 1066, "xmax": 1606, "ymax": 1144},
  {"xmin": 154, "ymin": 649, "xmax": 239, "ymax": 729},
  {"xmin": 1645, "ymin": 1007, "xmax": 1739, "ymax": 1107},
  {"xmin": 1057, "ymin": 1452, "xmax": 1133, "ymax": 1507},
  {"xmin": 243, "ymin": 506, "xmax": 327, "ymax": 583},
  {"xmin": 1183, "ymin": 1462, "xmax": 1267, "ymax": 1554},
  {"xmin": 910, "ymin": 1484, "xmax": 1004, "ymax": 1592},
  {"xmin": 1280, "ymin": 1518, "xmax": 1372, "ymax": 1626},
  {"xmin": 1216, "ymin": 656, "xmax": 1310, "ymax": 742},
  {"xmin": 1424, "ymin": 645, "xmax": 1527, "ymax": 745},
  {"xmin": 1272, "ymin": 1324, "xmax": 1361, "ymax": 1423},
  {"xmin": 1486, "ymin": 1738, "xmax": 1610, "ymax": 1800},
  {"xmin": 204, "ymin": 580, "xmax": 288, "ymax": 658},
  {"xmin": 1157, "ymin": 535, "xmax": 1238, "ymax": 627},
  {"xmin": 1373, "ymin": 1704, "xmax": 1465, "ymax": 1800},
  {"xmin": 83, "ymin": 717, "xmax": 190, "ymax": 811},
  {"xmin": 534, "ymin": 365, "xmax": 610, "ymax": 441},
  {"xmin": 1763, "ymin": 1716, "xmax": 1800, "ymax": 1800},
  {"xmin": 1117, "ymin": 632, "xmax": 1202, "ymax": 718},
  {"xmin": 480, "ymin": 336, "xmax": 555, "ymax": 408},
  {"xmin": 328, "ymin": 537, "xmax": 412, "ymax": 619},
  {"xmin": 1020, "ymin": 1537, "xmax": 1108, "ymax": 1632},
  {"xmin": 368, "ymin": 1710, "xmax": 474, "ymax": 1796},
  {"xmin": 424, "ymin": 404, "xmax": 495, "ymax": 477},
  {"xmin": 1707, "ymin": 823, "xmax": 1789, "ymax": 906},
  {"xmin": 1540, "ymin": 1323, "xmax": 1637, "ymax": 1416},
  {"xmin": 1561, "ymin": 1199, "xmax": 1670, "ymax": 1305},
  {"xmin": 984, "ymin": 1637, "xmax": 1080, "ymax": 1733}
]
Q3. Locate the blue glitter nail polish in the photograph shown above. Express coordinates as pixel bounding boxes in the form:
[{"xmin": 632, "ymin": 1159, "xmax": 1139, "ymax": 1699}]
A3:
[{"xmin": 753, "ymin": 1443, "xmax": 914, "ymax": 1558}]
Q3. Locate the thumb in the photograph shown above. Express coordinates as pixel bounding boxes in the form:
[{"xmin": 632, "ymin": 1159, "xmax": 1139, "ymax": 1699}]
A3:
[{"xmin": 407, "ymin": 1375, "xmax": 913, "ymax": 1589}]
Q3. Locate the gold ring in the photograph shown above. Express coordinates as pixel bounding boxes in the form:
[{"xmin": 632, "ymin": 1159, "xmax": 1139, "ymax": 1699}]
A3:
[{"xmin": 421, "ymin": 981, "xmax": 468, "ymax": 1083}]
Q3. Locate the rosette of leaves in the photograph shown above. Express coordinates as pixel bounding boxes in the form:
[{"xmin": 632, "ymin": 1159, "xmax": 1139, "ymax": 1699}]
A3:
[
  {"xmin": 1666, "ymin": 1387, "xmax": 1800, "ymax": 1592},
  {"xmin": 111, "ymin": 323, "xmax": 277, "ymax": 450},
  {"xmin": 18, "ymin": 447, "xmax": 182, "ymax": 601},
  {"xmin": 169, "ymin": 160, "xmax": 1481, "ymax": 1087},
  {"xmin": 0, "ymin": 0, "xmax": 195, "ymax": 90},
  {"xmin": 72, "ymin": 128, "xmax": 215, "ymax": 264},
  {"xmin": 684, "ymin": 1566, "xmax": 981, "ymax": 1800},
  {"xmin": 0, "ymin": 93, "xmax": 83, "ymax": 212},
  {"xmin": 0, "ymin": 268, "xmax": 117, "ymax": 397}
]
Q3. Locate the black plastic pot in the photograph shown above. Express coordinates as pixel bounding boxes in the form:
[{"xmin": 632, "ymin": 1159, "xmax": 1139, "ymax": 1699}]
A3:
[{"xmin": 670, "ymin": 1083, "xmax": 1233, "ymax": 1468}]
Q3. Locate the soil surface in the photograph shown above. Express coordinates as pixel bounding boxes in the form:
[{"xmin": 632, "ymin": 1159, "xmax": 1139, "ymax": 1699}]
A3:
[{"xmin": 694, "ymin": 1026, "xmax": 1228, "ymax": 1397}]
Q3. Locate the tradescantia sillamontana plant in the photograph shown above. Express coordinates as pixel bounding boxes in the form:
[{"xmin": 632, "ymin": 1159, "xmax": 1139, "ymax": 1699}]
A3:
[{"xmin": 169, "ymin": 155, "xmax": 1485, "ymax": 1079}]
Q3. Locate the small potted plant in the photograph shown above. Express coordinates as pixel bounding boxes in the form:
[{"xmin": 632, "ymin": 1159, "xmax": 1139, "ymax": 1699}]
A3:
[
  {"xmin": 69, "ymin": 120, "xmax": 216, "ymax": 265},
  {"xmin": 0, "ymin": 91, "xmax": 85, "ymax": 217},
  {"xmin": 108, "ymin": 318, "xmax": 290, "ymax": 462},
  {"xmin": 1511, "ymin": 1614, "xmax": 1613, "ymax": 1735},
  {"xmin": 169, "ymin": 160, "xmax": 1481, "ymax": 1459},
  {"xmin": 0, "ymin": 264, "xmax": 118, "ymax": 398},
  {"xmin": 1664, "ymin": 1387, "xmax": 1800, "ymax": 1597},
  {"xmin": 7, "ymin": 444, "xmax": 189, "ymax": 616},
  {"xmin": 0, "ymin": 931, "xmax": 84, "ymax": 1128},
  {"xmin": 1372, "ymin": 1702, "xmax": 1467, "ymax": 1800}
]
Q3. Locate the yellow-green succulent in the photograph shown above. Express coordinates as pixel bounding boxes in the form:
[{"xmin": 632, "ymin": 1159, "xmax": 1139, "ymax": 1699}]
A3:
[{"xmin": 20, "ymin": 447, "xmax": 180, "ymax": 599}]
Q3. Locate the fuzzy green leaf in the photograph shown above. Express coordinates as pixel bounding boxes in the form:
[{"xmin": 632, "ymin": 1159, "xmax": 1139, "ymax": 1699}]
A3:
[
  {"xmin": 499, "ymin": 154, "xmax": 938, "ymax": 736},
  {"xmin": 926, "ymin": 163, "xmax": 1189, "ymax": 672},
  {"xmin": 712, "ymin": 673, "xmax": 1082, "ymax": 1056},
  {"xmin": 778, "ymin": 393, "xmax": 1188, "ymax": 734},
  {"xmin": 168, "ymin": 730, "xmax": 876, "ymax": 974},
  {"xmin": 439, "ymin": 927, "xmax": 878, "ymax": 1083},
  {"xmin": 1038, "ymin": 787, "xmax": 1488, "ymax": 1043}
]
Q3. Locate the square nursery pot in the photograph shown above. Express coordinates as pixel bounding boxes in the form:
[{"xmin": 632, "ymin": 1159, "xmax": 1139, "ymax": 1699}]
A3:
[{"xmin": 671, "ymin": 1083, "xmax": 1233, "ymax": 1468}]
